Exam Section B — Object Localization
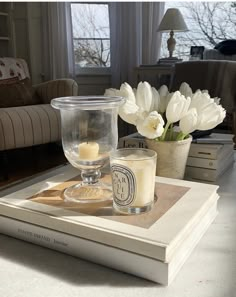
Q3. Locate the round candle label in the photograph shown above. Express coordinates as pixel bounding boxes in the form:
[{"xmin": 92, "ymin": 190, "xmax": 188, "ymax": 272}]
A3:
[{"xmin": 111, "ymin": 164, "xmax": 136, "ymax": 206}]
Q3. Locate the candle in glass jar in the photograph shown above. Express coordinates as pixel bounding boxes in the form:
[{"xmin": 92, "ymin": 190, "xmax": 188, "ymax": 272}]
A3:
[
  {"xmin": 110, "ymin": 149, "xmax": 157, "ymax": 214},
  {"xmin": 78, "ymin": 142, "xmax": 99, "ymax": 160}
]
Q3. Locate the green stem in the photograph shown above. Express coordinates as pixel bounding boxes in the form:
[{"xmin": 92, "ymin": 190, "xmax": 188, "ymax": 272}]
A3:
[
  {"xmin": 169, "ymin": 123, "xmax": 173, "ymax": 141},
  {"xmin": 160, "ymin": 122, "xmax": 171, "ymax": 141},
  {"xmin": 176, "ymin": 131, "xmax": 188, "ymax": 141}
]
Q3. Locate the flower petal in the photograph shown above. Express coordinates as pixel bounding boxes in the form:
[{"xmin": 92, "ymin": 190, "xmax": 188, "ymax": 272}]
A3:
[
  {"xmin": 119, "ymin": 82, "xmax": 136, "ymax": 103},
  {"xmin": 179, "ymin": 82, "xmax": 193, "ymax": 98},
  {"xmin": 119, "ymin": 100, "xmax": 139, "ymax": 125},
  {"xmin": 179, "ymin": 108, "xmax": 198, "ymax": 134},
  {"xmin": 166, "ymin": 91, "xmax": 191, "ymax": 123},
  {"xmin": 136, "ymin": 81, "xmax": 154, "ymax": 112},
  {"xmin": 104, "ymin": 88, "xmax": 119, "ymax": 96},
  {"xmin": 152, "ymin": 87, "xmax": 160, "ymax": 112},
  {"xmin": 136, "ymin": 111, "xmax": 164, "ymax": 139}
]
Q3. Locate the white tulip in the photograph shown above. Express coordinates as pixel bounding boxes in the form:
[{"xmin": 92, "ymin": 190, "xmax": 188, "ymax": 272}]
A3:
[
  {"xmin": 152, "ymin": 87, "xmax": 160, "ymax": 112},
  {"xmin": 136, "ymin": 111, "xmax": 164, "ymax": 139},
  {"xmin": 158, "ymin": 85, "xmax": 169, "ymax": 113},
  {"xmin": 104, "ymin": 88, "xmax": 120, "ymax": 97},
  {"xmin": 119, "ymin": 100, "xmax": 139, "ymax": 125},
  {"xmin": 119, "ymin": 82, "xmax": 136, "ymax": 102},
  {"xmin": 179, "ymin": 82, "xmax": 193, "ymax": 98},
  {"xmin": 116, "ymin": 82, "xmax": 140, "ymax": 125},
  {"xmin": 136, "ymin": 81, "xmax": 154, "ymax": 113},
  {"xmin": 190, "ymin": 91, "xmax": 214, "ymax": 112},
  {"xmin": 166, "ymin": 91, "xmax": 191, "ymax": 124},
  {"xmin": 196, "ymin": 103, "xmax": 226, "ymax": 130},
  {"xmin": 179, "ymin": 108, "xmax": 198, "ymax": 134}
]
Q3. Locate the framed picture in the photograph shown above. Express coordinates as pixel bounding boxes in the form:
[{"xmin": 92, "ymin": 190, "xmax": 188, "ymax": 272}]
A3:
[{"xmin": 190, "ymin": 46, "xmax": 205, "ymax": 59}]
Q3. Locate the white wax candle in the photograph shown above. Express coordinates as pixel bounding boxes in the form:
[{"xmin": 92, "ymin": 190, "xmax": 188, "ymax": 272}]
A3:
[
  {"xmin": 78, "ymin": 142, "xmax": 99, "ymax": 160},
  {"xmin": 112, "ymin": 154, "xmax": 156, "ymax": 207}
]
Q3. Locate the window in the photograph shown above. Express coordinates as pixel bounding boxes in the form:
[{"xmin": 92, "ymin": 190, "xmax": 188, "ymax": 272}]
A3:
[
  {"xmin": 161, "ymin": 2, "xmax": 236, "ymax": 60},
  {"xmin": 71, "ymin": 3, "xmax": 110, "ymax": 74}
]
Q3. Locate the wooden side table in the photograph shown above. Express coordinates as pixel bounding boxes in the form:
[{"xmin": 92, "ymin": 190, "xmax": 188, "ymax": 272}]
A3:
[{"xmin": 134, "ymin": 64, "xmax": 175, "ymax": 88}]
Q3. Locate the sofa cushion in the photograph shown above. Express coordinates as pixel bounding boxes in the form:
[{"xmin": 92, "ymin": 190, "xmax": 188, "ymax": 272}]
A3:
[{"xmin": 0, "ymin": 78, "xmax": 40, "ymax": 108}]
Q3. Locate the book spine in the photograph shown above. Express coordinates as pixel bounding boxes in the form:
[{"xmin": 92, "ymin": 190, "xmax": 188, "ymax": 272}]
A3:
[
  {"xmin": 186, "ymin": 153, "xmax": 234, "ymax": 182},
  {"xmin": 118, "ymin": 138, "xmax": 147, "ymax": 149},
  {"xmin": 187, "ymin": 157, "xmax": 219, "ymax": 169},
  {"xmin": 0, "ymin": 215, "xmax": 167, "ymax": 285},
  {"xmin": 188, "ymin": 144, "xmax": 220, "ymax": 159},
  {"xmin": 185, "ymin": 166, "xmax": 217, "ymax": 182}
]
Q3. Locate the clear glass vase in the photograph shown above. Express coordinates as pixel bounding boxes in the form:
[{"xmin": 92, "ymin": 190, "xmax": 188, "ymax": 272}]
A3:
[{"xmin": 51, "ymin": 96, "xmax": 124, "ymax": 203}]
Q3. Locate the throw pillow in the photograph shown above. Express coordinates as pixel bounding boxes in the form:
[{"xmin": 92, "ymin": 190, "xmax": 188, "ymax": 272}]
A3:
[{"xmin": 0, "ymin": 78, "xmax": 40, "ymax": 108}]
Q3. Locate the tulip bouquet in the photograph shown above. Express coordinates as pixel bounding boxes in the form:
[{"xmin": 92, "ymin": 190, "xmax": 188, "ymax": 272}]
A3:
[{"xmin": 105, "ymin": 81, "xmax": 226, "ymax": 141}]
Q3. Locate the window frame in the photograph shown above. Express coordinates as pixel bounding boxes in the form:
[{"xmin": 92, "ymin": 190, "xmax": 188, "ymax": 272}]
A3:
[{"xmin": 71, "ymin": 2, "xmax": 111, "ymax": 76}]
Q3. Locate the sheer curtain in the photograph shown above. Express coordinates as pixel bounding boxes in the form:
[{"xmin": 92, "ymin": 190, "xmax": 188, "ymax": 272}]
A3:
[
  {"xmin": 109, "ymin": 2, "xmax": 164, "ymax": 88},
  {"xmin": 42, "ymin": 2, "xmax": 75, "ymax": 80}
]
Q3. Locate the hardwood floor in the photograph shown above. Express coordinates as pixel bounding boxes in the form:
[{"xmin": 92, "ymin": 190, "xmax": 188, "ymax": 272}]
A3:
[{"xmin": 0, "ymin": 144, "xmax": 67, "ymax": 188}]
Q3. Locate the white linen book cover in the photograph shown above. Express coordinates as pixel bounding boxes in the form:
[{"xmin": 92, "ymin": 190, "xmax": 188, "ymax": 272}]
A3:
[
  {"xmin": 192, "ymin": 133, "xmax": 234, "ymax": 144},
  {"xmin": 0, "ymin": 165, "xmax": 219, "ymax": 284},
  {"xmin": 187, "ymin": 144, "xmax": 234, "ymax": 169},
  {"xmin": 185, "ymin": 152, "xmax": 234, "ymax": 182}
]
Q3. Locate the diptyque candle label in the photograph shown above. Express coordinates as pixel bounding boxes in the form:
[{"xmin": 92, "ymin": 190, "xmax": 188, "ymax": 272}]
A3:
[{"xmin": 111, "ymin": 164, "xmax": 136, "ymax": 206}]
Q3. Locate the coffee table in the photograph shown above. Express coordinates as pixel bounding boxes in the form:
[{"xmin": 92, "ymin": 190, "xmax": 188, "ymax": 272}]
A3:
[{"xmin": 0, "ymin": 161, "xmax": 235, "ymax": 297}]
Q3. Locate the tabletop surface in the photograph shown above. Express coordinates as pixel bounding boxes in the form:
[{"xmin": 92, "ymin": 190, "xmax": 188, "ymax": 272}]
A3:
[{"xmin": 0, "ymin": 162, "xmax": 236, "ymax": 297}]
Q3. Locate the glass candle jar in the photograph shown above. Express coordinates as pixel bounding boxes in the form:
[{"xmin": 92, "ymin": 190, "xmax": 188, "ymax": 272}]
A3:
[
  {"xmin": 51, "ymin": 96, "xmax": 124, "ymax": 203},
  {"xmin": 110, "ymin": 148, "xmax": 157, "ymax": 214}
]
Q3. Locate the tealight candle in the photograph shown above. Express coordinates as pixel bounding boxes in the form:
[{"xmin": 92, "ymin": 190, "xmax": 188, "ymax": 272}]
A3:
[
  {"xmin": 78, "ymin": 142, "xmax": 99, "ymax": 160},
  {"xmin": 110, "ymin": 149, "xmax": 157, "ymax": 214}
]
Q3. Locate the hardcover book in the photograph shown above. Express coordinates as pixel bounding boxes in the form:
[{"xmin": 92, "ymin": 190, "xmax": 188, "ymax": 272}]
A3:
[
  {"xmin": 0, "ymin": 165, "xmax": 219, "ymax": 285},
  {"xmin": 187, "ymin": 144, "xmax": 234, "ymax": 169},
  {"xmin": 192, "ymin": 133, "xmax": 234, "ymax": 144},
  {"xmin": 185, "ymin": 152, "xmax": 234, "ymax": 182}
]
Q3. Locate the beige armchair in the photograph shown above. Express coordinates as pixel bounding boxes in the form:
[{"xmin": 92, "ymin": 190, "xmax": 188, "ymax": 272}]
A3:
[{"xmin": 0, "ymin": 57, "xmax": 78, "ymax": 179}]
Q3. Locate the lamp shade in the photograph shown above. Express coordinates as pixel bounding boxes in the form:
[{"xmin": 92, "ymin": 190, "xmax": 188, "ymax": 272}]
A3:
[{"xmin": 158, "ymin": 8, "xmax": 188, "ymax": 32}]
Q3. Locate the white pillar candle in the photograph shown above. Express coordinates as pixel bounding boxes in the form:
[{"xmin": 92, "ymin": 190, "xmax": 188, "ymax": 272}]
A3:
[
  {"xmin": 78, "ymin": 142, "xmax": 99, "ymax": 160},
  {"xmin": 111, "ymin": 153, "xmax": 156, "ymax": 208}
]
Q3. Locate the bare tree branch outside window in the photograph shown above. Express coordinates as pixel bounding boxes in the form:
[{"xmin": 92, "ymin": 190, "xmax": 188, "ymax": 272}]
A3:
[
  {"xmin": 71, "ymin": 3, "xmax": 110, "ymax": 68},
  {"xmin": 161, "ymin": 2, "xmax": 236, "ymax": 60}
]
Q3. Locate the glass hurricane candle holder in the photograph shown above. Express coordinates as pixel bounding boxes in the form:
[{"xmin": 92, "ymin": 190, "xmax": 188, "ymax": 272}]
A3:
[{"xmin": 51, "ymin": 96, "xmax": 124, "ymax": 203}]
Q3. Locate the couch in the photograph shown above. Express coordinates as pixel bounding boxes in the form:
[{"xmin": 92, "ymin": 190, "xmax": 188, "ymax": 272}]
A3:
[{"xmin": 0, "ymin": 57, "xmax": 78, "ymax": 179}]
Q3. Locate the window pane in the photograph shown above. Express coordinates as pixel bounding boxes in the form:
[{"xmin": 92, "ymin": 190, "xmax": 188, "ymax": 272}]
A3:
[
  {"xmin": 74, "ymin": 39, "xmax": 110, "ymax": 67},
  {"xmin": 71, "ymin": 3, "xmax": 110, "ymax": 68},
  {"xmin": 161, "ymin": 2, "xmax": 236, "ymax": 60}
]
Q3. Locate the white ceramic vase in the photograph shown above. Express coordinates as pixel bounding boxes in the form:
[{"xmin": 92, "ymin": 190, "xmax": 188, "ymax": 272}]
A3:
[{"xmin": 146, "ymin": 136, "xmax": 192, "ymax": 179}]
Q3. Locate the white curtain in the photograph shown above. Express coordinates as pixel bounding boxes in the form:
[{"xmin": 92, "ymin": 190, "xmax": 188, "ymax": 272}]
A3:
[
  {"xmin": 109, "ymin": 2, "xmax": 164, "ymax": 88},
  {"xmin": 42, "ymin": 2, "xmax": 75, "ymax": 80}
]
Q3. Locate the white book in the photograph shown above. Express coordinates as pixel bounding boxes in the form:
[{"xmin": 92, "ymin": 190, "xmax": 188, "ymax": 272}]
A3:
[
  {"xmin": 192, "ymin": 133, "xmax": 234, "ymax": 144},
  {"xmin": 187, "ymin": 144, "xmax": 234, "ymax": 169},
  {"xmin": 0, "ymin": 200, "xmax": 218, "ymax": 286},
  {"xmin": 185, "ymin": 152, "xmax": 234, "ymax": 182},
  {"xmin": 0, "ymin": 165, "xmax": 219, "ymax": 285},
  {"xmin": 118, "ymin": 133, "xmax": 147, "ymax": 149},
  {"xmin": 189, "ymin": 143, "xmax": 224, "ymax": 159}
]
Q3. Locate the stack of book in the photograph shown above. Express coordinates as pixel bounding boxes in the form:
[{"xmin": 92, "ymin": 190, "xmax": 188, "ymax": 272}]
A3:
[
  {"xmin": 118, "ymin": 132, "xmax": 235, "ymax": 182},
  {"xmin": 0, "ymin": 164, "xmax": 219, "ymax": 286},
  {"xmin": 185, "ymin": 133, "xmax": 235, "ymax": 182}
]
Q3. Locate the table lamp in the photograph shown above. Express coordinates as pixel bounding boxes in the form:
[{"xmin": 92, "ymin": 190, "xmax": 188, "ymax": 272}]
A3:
[{"xmin": 158, "ymin": 8, "xmax": 188, "ymax": 58}]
